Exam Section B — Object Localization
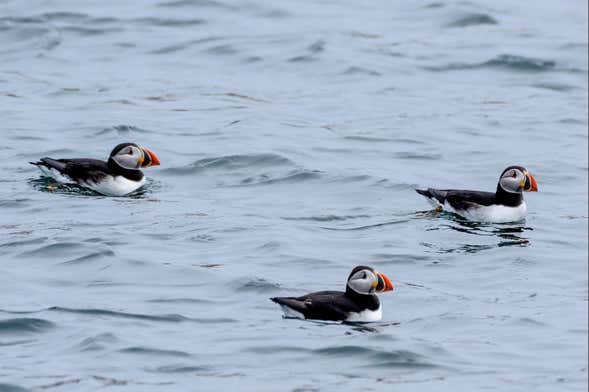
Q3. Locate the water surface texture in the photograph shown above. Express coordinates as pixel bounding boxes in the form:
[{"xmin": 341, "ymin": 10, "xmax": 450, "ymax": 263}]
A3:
[{"xmin": 1, "ymin": 0, "xmax": 588, "ymax": 391}]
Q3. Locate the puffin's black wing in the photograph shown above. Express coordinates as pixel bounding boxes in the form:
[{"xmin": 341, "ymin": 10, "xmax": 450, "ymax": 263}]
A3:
[
  {"xmin": 271, "ymin": 291, "xmax": 357, "ymax": 321},
  {"xmin": 31, "ymin": 158, "xmax": 111, "ymax": 183},
  {"xmin": 417, "ymin": 188, "xmax": 496, "ymax": 209}
]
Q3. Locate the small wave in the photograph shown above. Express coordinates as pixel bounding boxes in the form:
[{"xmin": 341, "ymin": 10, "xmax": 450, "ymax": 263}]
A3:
[
  {"xmin": 425, "ymin": 54, "xmax": 556, "ymax": 72},
  {"xmin": 395, "ymin": 152, "xmax": 441, "ymax": 160},
  {"xmin": 239, "ymin": 169, "xmax": 322, "ymax": 186},
  {"xmin": 149, "ymin": 364, "xmax": 210, "ymax": 373},
  {"xmin": 73, "ymin": 333, "xmax": 118, "ymax": 352},
  {"xmin": 48, "ymin": 306, "xmax": 189, "ymax": 323},
  {"xmin": 0, "ymin": 318, "xmax": 54, "ymax": 334},
  {"xmin": 119, "ymin": 346, "xmax": 192, "ymax": 357},
  {"xmin": 133, "ymin": 17, "xmax": 205, "ymax": 27},
  {"xmin": 340, "ymin": 66, "xmax": 381, "ymax": 76},
  {"xmin": 158, "ymin": 0, "xmax": 236, "ymax": 9},
  {"xmin": 0, "ymin": 384, "xmax": 30, "ymax": 392},
  {"xmin": 162, "ymin": 153, "xmax": 292, "ymax": 175},
  {"xmin": 282, "ymin": 214, "xmax": 370, "ymax": 222},
  {"xmin": 48, "ymin": 306, "xmax": 236, "ymax": 324},
  {"xmin": 531, "ymin": 82, "xmax": 578, "ymax": 92},
  {"xmin": 343, "ymin": 136, "xmax": 391, "ymax": 142},
  {"xmin": 19, "ymin": 242, "xmax": 87, "ymax": 258},
  {"xmin": 60, "ymin": 249, "xmax": 115, "ymax": 265},
  {"xmin": 95, "ymin": 124, "xmax": 152, "ymax": 135},
  {"xmin": 322, "ymin": 219, "xmax": 410, "ymax": 231},
  {"xmin": 235, "ymin": 278, "xmax": 281, "ymax": 293},
  {"xmin": 447, "ymin": 13, "xmax": 498, "ymax": 28},
  {"xmin": 204, "ymin": 44, "xmax": 238, "ymax": 55},
  {"xmin": 39, "ymin": 12, "xmax": 88, "ymax": 21},
  {"xmin": 314, "ymin": 346, "xmax": 435, "ymax": 368}
]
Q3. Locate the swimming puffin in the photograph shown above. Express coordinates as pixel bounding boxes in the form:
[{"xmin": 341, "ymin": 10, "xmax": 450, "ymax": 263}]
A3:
[
  {"xmin": 416, "ymin": 165, "xmax": 538, "ymax": 223},
  {"xmin": 30, "ymin": 143, "xmax": 160, "ymax": 196},
  {"xmin": 271, "ymin": 266, "xmax": 394, "ymax": 322}
]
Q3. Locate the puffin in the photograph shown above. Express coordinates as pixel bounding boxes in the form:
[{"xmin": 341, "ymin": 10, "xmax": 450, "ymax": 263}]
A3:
[
  {"xmin": 30, "ymin": 142, "xmax": 160, "ymax": 196},
  {"xmin": 271, "ymin": 266, "xmax": 394, "ymax": 322},
  {"xmin": 416, "ymin": 165, "xmax": 538, "ymax": 223}
]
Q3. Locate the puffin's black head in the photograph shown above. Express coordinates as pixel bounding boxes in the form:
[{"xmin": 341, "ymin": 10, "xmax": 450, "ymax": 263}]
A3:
[
  {"xmin": 498, "ymin": 165, "xmax": 538, "ymax": 193},
  {"xmin": 109, "ymin": 143, "xmax": 160, "ymax": 170},
  {"xmin": 346, "ymin": 265, "xmax": 394, "ymax": 295}
]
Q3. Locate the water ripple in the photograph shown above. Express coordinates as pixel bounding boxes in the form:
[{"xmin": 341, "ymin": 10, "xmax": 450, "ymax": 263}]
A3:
[
  {"xmin": 0, "ymin": 318, "xmax": 54, "ymax": 335},
  {"xmin": 425, "ymin": 54, "xmax": 557, "ymax": 72},
  {"xmin": 119, "ymin": 346, "xmax": 192, "ymax": 357},
  {"xmin": 447, "ymin": 13, "xmax": 498, "ymax": 27}
]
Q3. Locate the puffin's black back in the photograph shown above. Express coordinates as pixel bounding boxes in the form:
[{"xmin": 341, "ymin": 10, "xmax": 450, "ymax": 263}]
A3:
[{"xmin": 270, "ymin": 266, "xmax": 380, "ymax": 321}]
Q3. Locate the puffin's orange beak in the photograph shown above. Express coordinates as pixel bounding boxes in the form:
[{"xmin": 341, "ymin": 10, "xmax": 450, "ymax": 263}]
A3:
[
  {"xmin": 376, "ymin": 272, "xmax": 394, "ymax": 293},
  {"xmin": 524, "ymin": 171, "xmax": 538, "ymax": 192},
  {"xmin": 140, "ymin": 147, "xmax": 160, "ymax": 168}
]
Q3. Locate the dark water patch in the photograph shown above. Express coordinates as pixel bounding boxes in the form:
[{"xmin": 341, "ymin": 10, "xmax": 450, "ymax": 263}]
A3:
[
  {"xmin": 73, "ymin": 333, "xmax": 118, "ymax": 352},
  {"xmin": 19, "ymin": 242, "xmax": 87, "ymax": 258},
  {"xmin": 235, "ymin": 278, "xmax": 281, "ymax": 293},
  {"xmin": 61, "ymin": 26, "xmax": 124, "ymax": 36},
  {"xmin": 162, "ymin": 153, "xmax": 293, "ymax": 175},
  {"xmin": 0, "ymin": 16, "xmax": 45, "ymax": 24},
  {"xmin": 513, "ymin": 317, "xmax": 547, "ymax": 327},
  {"xmin": 239, "ymin": 169, "xmax": 322, "ymax": 186},
  {"xmin": 95, "ymin": 125, "xmax": 152, "ymax": 136},
  {"xmin": 0, "ymin": 238, "xmax": 46, "ymax": 250},
  {"xmin": 48, "ymin": 306, "xmax": 190, "ymax": 323},
  {"xmin": 133, "ymin": 17, "xmax": 205, "ymax": 27},
  {"xmin": 204, "ymin": 44, "xmax": 238, "ymax": 55},
  {"xmin": 245, "ymin": 345, "xmax": 310, "ymax": 354},
  {"xmin": 531, "ymin": 83, "xmax": 578, "ymax": 92},
  {"xmin": 343, "ymin": 135, "xmax": 391, "ymax": 142},
  {"xmin": 314, "ymin": 346, "xmax": 435, "ymax": 368},
  {"xmin": 0, "ymin": 384, "xmax": 30, "ymax": 392},
  {"xmin": 119, "ymin": 346, "xmax": 192, "ymax": 357},
  {"xmin": 425, "ymin": 54, "xmax": 556, "ymax": 72},
  {"xmin": 421, "ymin": 242, "xmax": 496, "ymax": 254},
  {"xmin": 158, "ymin": 0, "xmax": 236, "ymax": 9},
  {"xmin": 288, "ymin": 54, "xmax": 317, "ymax": 63},
  {"xmin": 0, "ymin": 318, "xmax": 54, "ymax": 335},
  {"xmin": 341, "ymin": 66, "xmax": 381, "ymax": 76},
  {"xmin": 149, "ymin": 36, "xmax": 224, "ymax": 54},
  {"xmin": 395, "ymin": 152, "xmax": 441, "ymax": 160},
  {"xmin": 282, "ymin": 214, "xmax": 370, "ymax": 222},
  {"xmin": 48, "ymin": 306, "xmax": 236, "ymax": 324},
  {"xmin": 447, "ymin": 13, "xmax": 498, "ymax": 27},
  {"xmin": 0, "ymin": 339, "xmax": 36, "ymax": 347},
  {"xmin": 40, "ymin": 12, "xmax": 89, "ymax": 21},
  {"xmin": 150, "ymin": 364, "xmax": 210, "ymax": 373},
  {"xmin": 308, "ymin": 40, "xmax": 325, "ymax": 53},
  {"xmin": 330, "ymin": 174, "xmax": 372, "ymax": 183}
]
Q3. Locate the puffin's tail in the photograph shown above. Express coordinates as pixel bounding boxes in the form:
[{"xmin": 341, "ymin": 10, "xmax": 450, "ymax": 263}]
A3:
[
  {"xmin": 30, "ymin": 158, "xmax": 66, "ymax": 171},
  {"xmin": 416, "ymin": 188, "xmax": 447, "ymax": 207}
]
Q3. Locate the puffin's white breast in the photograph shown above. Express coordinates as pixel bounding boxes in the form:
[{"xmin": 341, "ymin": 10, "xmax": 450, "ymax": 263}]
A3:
[
  {"xmin": 345, "ymin": 305, "xmax": 382, "ymax": 322},
  {"xmin": 82, "ymin": 176, "xmax": 145, "ymax": 197},
  {"xmin": 446, "ymin": 201, "xmax": 527, "ymax": 223}
]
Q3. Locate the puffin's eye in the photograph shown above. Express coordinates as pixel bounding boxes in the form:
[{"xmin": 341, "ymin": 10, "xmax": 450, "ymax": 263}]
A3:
[{"xmin": 512, "ymin": 171, "xmax": 517, "ymax": 178}]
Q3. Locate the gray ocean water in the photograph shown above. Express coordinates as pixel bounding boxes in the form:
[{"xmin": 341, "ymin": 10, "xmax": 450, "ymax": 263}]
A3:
[{"xmin": 0, "ymin": 0, "xmax": 587, "ymax": 391}]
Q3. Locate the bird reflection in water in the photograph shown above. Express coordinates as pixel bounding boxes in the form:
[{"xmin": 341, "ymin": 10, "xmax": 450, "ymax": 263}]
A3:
[{"xmin": 418, "ymin": 210, "xmax": 532, "ymax": 253}]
